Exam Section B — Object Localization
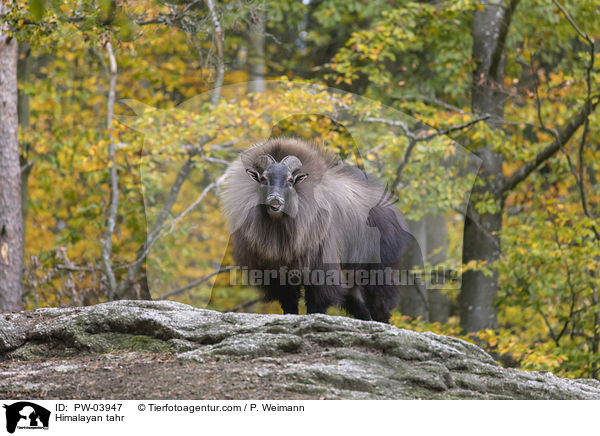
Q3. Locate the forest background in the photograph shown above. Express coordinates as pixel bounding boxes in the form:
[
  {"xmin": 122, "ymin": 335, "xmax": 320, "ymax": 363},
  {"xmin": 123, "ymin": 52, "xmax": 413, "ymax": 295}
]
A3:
[{"xmin": 0, "ymin": 0, "xmax": 599, "ymax": 380}]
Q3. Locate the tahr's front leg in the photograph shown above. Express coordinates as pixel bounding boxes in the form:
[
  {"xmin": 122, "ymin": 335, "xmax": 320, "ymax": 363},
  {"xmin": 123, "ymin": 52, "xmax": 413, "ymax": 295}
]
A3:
[
  {"xmin": 343, "ymin": 286, "xmax": 372, "ymax": 321},
  {"xmin": 304, "ymin": 285, "xmax": 335, "ymax": 314},
  {"xmin": 275, "ymin": 286, "xmax": 301, "ymax": 314}
]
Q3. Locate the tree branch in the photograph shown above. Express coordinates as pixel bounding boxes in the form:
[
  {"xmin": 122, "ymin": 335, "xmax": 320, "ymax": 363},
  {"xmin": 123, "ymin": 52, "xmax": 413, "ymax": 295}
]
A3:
[
  {"xmin": 392, "ymin": 138, "xmax": 416, "ymax": 188},
  {"xmin": 551, "ymin": 0, "xmax": 594, "ymax": 46},
  {"xmin": 136, "ymin": 0, "xmax": 204, "ymax": 26},
  {"xmin": 386, "ymin": 115, "xmax": 490, "ymax": 188},
  {"xmin": 204, "ymin": 0, "xmax": 224, "ymax": 106},
  {"xmin": 364, "ymin": 117, "xmax": 413, "ymax": 139},
  {"xmin": 501, "ymin": 94, "xmax": 600, "ymax": 196},
  {"xmin": 488, "ymin": 0, "xmax": 520, "ymax": 81},
  {"xmin": 114, "ymin": 131, "xmax": 219, "ymax": 298},
  {"xmin": 416, "ymin": 115, "xmax": 491, "ymax": 143},
  {"xmin": 101, "ymin": 41, "xmax": 119, "ymax": 300},
  {"xmin": 115, "ymin": 153, "xmax": 197, "ymax": 298},
  {"xmin": 158, "ymin": 266, "xmax": 234, "ymax": 300},
  {"xmin": 395, "ymin": 92, "xmax": 467, "ymax": 114},
  {"xmin": 56, "ymin": 264, "xmax": 97, "ymax": 272},
  {"xmin": 114, "ymin": 0, "xmax": 226, "ymax": 297},
  {"xmin": 169, "ymin": 173, "xmax": 225, "ymax": 229},
  {"xmin": 552, "ymin": 0, "xmax": 600, "ymax": 241},
  {"xmin": 504, "ymin": 1, "xmax": 599, "ymax": 204},
  {"xmin": 225, "ymin": 297, "xmax": 262, "ymax": 313}
]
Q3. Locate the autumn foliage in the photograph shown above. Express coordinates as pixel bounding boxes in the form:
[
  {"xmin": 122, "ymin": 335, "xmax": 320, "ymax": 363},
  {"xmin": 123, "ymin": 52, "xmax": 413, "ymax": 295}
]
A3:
[{"xmin": 3, "ymin": 0, "xmax": 600, "ymax": 379}]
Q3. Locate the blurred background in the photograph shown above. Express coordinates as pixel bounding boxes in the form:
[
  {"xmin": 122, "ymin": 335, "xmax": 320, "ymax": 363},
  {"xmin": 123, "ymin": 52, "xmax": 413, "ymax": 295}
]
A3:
[{"xmin": 0, "ymin": 0, "xmax": 599, "ymax": 379}]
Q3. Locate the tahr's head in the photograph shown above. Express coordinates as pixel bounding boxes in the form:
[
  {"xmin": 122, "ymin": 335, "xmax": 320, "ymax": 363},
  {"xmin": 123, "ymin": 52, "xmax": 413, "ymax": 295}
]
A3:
[{"xmin": 246, "ymin": 154, "xmax": 308, "ymax": 218}]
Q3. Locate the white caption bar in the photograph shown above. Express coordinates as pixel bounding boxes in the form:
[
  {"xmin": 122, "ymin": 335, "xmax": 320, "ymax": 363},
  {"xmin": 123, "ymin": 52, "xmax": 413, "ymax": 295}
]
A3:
[{"xmin": 0, "ymin": 400, "xmax": 596, "ymax": 435}]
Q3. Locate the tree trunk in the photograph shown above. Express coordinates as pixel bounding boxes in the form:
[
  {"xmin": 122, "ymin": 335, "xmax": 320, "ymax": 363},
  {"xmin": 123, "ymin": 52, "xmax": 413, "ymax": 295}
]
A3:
[
  {"xmin": 399, "ymin": 229, "xmax": 429, "ymax": 321},
  {"xmin": 0, "ymin": 23, "xmax": 23, "ymax": 312},
  {"xmin": 17, "ymin": 42, "xmax": 32, "ymax": 260},
  {"xmin": 459, "ymin": 1, "xmax": 518, "ymax": 332},
  {"xmin": 247, "ymin": 7, "xmax": 266, "ymax": 93},
  {"xmin": 425, "ymin": 214, "xmax": 450, "ymax": 323},
  {"xmin": 405, "ymin": 214, "xmax": 451, "ymax": 322},
  {"xmin": 460, "ymin": 196, "xmax": 502, "ymax": 331}
]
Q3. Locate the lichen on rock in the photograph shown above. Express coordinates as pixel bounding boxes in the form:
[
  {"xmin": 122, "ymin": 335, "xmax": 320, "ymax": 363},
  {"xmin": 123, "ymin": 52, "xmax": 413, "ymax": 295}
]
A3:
[{"xmin": 1, "ymin": 300, "xmax": 599, "ymax": 399}]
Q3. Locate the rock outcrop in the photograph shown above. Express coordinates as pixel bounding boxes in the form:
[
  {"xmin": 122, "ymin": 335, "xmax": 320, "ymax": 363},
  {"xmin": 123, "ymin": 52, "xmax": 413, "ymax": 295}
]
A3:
[{"xmin": 1, "ymin": 300, "xmax": 599, "ymax": 399}]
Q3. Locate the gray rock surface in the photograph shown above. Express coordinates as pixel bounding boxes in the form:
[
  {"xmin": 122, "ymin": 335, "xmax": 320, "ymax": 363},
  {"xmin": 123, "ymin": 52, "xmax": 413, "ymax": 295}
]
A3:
[{"xmin": 1, "ymin": 300, "xmax": 599, "ymax": 399}]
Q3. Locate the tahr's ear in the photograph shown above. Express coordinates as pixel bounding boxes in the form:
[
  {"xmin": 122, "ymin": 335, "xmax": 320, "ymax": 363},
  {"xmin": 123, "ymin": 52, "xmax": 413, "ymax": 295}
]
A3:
[
  {"xmin": 293, "ymin": 172, "xmax": 308, "ymax": 185},
  {"xmin": 246, "ymin": 169, "xmax": 261, "ymax": 182}
]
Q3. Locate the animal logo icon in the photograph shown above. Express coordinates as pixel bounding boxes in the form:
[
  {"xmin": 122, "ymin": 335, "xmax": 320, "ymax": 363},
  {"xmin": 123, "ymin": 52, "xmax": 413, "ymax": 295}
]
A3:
[{"xmin": 3, "ymin": 402, "xmax": 50, "ymax": 434}]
